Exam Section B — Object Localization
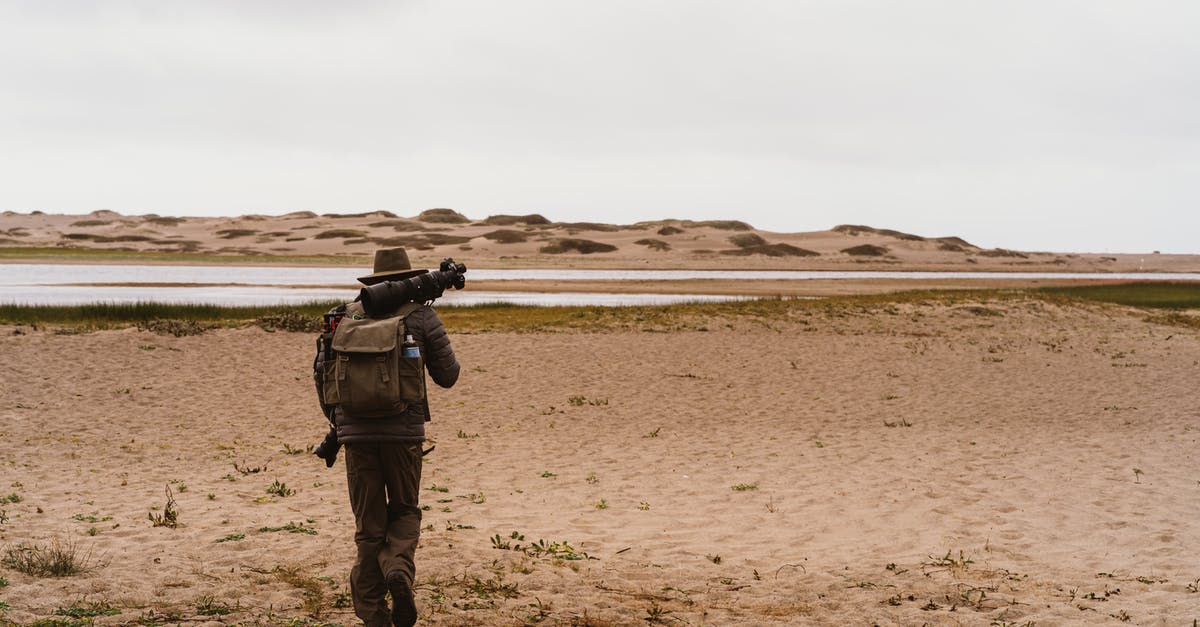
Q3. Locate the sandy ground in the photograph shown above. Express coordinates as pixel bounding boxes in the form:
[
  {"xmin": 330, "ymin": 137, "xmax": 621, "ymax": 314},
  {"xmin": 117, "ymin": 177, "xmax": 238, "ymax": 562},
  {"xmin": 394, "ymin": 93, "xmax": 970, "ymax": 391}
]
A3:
[
  {"xmin": 4, "ymin": 209, "xmax": 1198, "ymax": 274},
  {"xmin": 2, "ymin": 298, "xmax": 1199, "ymax": 625}
]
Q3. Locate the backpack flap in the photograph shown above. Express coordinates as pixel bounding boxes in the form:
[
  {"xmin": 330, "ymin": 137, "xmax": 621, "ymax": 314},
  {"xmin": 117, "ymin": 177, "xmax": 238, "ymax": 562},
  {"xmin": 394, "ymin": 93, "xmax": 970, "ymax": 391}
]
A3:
[
  {"xmin": 329, "ymin": 315, "xmax": 405, "ymax": 416},
  {"xmin": 332, "ymin": 316, "xmax": 401, "ymax": 353}
]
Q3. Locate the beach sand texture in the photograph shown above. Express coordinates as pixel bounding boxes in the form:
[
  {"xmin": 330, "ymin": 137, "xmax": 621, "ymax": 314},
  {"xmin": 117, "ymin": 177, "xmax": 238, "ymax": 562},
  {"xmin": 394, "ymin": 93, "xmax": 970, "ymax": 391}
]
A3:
[{"xmin": 2, "ymin": 298, "xmax": 1199, "ymax": 624}]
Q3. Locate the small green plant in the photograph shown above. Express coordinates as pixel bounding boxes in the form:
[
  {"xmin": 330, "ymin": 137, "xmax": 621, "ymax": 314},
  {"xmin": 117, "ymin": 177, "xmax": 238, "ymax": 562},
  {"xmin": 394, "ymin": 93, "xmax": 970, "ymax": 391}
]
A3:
[
  {"xmin": 266, "ymin": 480, "xmax": 295, "ymax": 497},
  {"xmin": 469, "ymin": 491, "xmax": 486, "ymax": 504},
  {"xmin": 71, "ymin": 512, "xmax": 112, "ymax": 524},
  {"xmin": 883, "ymin": 419, "xmax": 913, "ymax": 428},
  {"xmin": 427, "ymin": 483, "xmax": 450, "ymax": 493},
  {"xmin": 55, "ymin": 601, "xmax": 121, "ymax": 619},
  {"xmin": 585, "ymin": 473, "xmax": 598, "ymax": 485},
  {"xmin": 491, "ymin": 531, "xmax": 525, "ymax": 550},
  {"xmin": 195, "ymin": 595, "xmax": 233, "ymax": 616},
  {"xmin": 456, "ymin": 430, "xmax": 479, "ymax": 439},
  {"xmin": 732, "ymin": 483, "xmax": 759, "ymax": 491},
  {"xmin": 706, "ymin": 554, "xmax": 722, "ymax": 564},
  {"xmin": 214, "ymin": 533, "xmax": 246, "ymax": 543},
  {"xmin": 923, "ymin": 549, "xmax": 974, "ymax": 572},
  {"xmin": 594, "ymin": 499, "xmax": 608, "ymax": 510},
  {"xmin": 3, "ymin": 494, "xmax": 21, "ymax": 504},
  {"xmin": 281, "ymin": 443, "xmax": 306, "ymax": 455},
  {"xmin": 492, "ymin": 533, "xmax": 589, "ymax": 560},
  {"xmin": 148, "ymin": 485, "xmax": 179, "ymax": 528},
  {"xmin": 638, "ymin": 501, "xmax": 650, "ymax": 511},
  {"xmin": 540, "ymin": 470, "xmax": 557, "ymax": 478},
  {"xmin": 258, "ymin": 521, "xmax": 317, "ymax": 535}
]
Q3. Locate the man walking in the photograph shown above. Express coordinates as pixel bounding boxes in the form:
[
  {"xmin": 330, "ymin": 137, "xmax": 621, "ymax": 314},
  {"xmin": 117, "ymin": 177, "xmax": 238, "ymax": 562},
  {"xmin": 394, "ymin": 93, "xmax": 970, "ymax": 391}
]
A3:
[{"xmin": 315, "ymin": 248, "xmax": 461, "ymax": 626}]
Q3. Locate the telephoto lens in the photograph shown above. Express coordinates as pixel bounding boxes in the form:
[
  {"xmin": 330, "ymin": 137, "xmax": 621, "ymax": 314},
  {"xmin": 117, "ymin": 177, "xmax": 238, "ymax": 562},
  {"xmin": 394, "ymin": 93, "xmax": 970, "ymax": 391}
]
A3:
[{"xmin": 358, "ymin": 258, "xmax": 467, "ymax": 316}]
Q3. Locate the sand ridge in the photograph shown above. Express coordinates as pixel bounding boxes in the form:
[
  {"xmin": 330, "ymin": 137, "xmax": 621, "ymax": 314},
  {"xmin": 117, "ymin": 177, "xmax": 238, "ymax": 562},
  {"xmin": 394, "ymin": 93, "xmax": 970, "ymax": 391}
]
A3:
[
  {"xmin": 1, "ymin": 298, "xmax": 1198, "ymax": 624},
  {"xmin": 3, "ymin": 209, "xmax": 1196, "ymax": 273}
]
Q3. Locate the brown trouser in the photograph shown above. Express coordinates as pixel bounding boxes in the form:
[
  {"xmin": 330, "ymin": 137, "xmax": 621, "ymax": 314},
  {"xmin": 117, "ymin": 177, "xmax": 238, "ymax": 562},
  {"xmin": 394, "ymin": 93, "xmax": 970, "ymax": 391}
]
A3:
[{"xmin": 344, "ymin": 441, "xmax": 423, "ymax": 626}]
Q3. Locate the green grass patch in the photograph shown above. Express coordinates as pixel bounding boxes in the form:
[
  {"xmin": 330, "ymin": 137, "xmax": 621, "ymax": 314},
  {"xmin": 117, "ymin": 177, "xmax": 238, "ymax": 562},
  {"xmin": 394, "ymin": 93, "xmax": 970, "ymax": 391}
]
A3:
[
  {"xmin": 0, "ymin": 301, "xmax": 341, "ymax": 327},
  {"xmin": 1040, "ymin": 282, "xmax": 1200, "ymax": 309},
  {"xmin": 5, "ymin": 285, "xmax": 1197, "ymax": 334}
]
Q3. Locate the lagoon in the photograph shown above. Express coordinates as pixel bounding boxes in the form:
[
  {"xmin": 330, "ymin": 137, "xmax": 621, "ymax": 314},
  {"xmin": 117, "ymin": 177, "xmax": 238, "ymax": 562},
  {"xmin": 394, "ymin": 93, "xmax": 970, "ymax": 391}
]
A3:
[{"xmin": 3, "ymin": 263, "xmax": 1198, "ymax": 307}]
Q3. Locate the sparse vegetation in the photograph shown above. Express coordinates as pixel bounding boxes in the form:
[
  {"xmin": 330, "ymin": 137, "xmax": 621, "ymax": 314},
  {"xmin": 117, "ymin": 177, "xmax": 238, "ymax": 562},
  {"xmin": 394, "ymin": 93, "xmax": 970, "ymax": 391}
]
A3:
[
  {"xmin": 480, "ymin": 229, "xmax": 529, "ymax": 244},
  {"xmin": 729, "ymin": 233, "xmax": 768, "ymax": 248},
  {"xmin": 483, "ymin": 213, "xmax": 551, "ymax": 226},
  {"xmin": 259, "ymin": 521, "xmax": 317, "ymax": 535},
  {"xmin": 314, "ymin": 229, "xmax": 368, "ymax": 239},
  {"xmin": 1041, "ymin": 282, "xmax": 1200, "ymax": 309},
  {"xmin": 148, "ymin": 484, "xmax": 179, "ymax": 528},
  {"xmin": 215, "ymin": 229, "xmax": 258, "ymax": 239},
  {"xmin": 418, "ymin": 208, "xmax": 471, "ymax": 223},
  {"xmin": 2, "ymin": 539, "xmax": 94, "ymax": 577},
  {"xmin": 257, "ymin": 311, "xmax": 321, "ymax": 333},
  {"xmin": 722, "ymin": 243, "xmax": 819, "ymax": 257},
  {"xmin": 539, "ymin": 238, "xmax": 618, "ymax": 254},
  {"xmin": 841, "ymin": 244, "xmax": 889, "ymax": 256},
  {"xmin": 195, "ymin": 595, "xmax": 234, "ymax": 616},
  {"xmin": 266, "ymin": 479, "xmax": 295, "ymax": 497},
  {"xmin": 634, "ymin": 238, "xmax": 671, "ymax": 251},
  {"xmin": 491, "ymin": 532, "xmax": 591, "ymax": 561},
  {"xmin": 55, "ymin": 600, "xmax": 121, "ymax": 619}
]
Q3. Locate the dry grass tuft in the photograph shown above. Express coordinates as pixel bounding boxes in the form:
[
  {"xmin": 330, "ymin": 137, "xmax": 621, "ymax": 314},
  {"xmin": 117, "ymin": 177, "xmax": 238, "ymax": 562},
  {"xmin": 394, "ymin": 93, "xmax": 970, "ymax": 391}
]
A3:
[
  {"xmin": 137, "ymin": 319, "xmax": 209, "ymax": 337},
  {"xmin": 2, "ymin": 538, "xmax": 96, "ymax": 577},
  {"xmin": 256, "ymin": 311, "xmax": 321, "ymax": 333}
]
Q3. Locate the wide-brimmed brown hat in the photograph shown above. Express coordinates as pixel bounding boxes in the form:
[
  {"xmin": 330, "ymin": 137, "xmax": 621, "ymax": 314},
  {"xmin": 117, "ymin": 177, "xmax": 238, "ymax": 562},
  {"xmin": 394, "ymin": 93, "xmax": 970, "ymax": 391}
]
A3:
[{"xmin": 357, "ymin": 248, "xmax": 429, "ymax": 285}]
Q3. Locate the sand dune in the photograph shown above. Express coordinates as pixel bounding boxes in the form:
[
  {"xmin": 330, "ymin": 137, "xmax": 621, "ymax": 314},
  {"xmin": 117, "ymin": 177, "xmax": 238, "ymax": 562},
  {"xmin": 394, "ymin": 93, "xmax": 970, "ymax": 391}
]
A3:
[
  {"xmin": 1, "ymin": 298, "xmax": 1198, "ymax": 624},
  {"xmin": 3, "ymin": 209, "xmax": 1196, "ymax": 273}
]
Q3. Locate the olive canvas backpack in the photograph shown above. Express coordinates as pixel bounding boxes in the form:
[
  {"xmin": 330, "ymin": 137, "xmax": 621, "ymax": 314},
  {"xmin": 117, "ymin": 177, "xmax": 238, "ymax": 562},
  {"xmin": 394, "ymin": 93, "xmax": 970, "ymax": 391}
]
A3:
[{"xmin": 320, "ymin": 301, "xmax": 426, "ymax": 418}]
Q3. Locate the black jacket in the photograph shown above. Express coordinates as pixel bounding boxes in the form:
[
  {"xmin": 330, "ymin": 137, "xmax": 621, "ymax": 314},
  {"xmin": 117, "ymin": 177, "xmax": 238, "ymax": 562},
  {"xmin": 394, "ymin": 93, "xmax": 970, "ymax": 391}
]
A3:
[{"xmin": 315, "ymin": 304, "xmax": 459, "ymax": 442}]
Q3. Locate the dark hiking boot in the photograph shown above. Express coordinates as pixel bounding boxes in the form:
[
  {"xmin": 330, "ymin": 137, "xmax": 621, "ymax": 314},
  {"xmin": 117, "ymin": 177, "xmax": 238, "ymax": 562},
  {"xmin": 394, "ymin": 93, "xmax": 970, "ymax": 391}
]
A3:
[{"xmin": 387, "ymin": 573, "xmax": 417, "ymax": 627}]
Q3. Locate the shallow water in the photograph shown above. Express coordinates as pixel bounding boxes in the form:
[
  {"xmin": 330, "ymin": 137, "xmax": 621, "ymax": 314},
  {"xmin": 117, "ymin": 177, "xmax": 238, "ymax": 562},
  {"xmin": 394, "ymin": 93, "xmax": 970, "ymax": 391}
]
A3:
[{"xmin": 2, "ymin": 263, "xmax": 1197, "ymax": 307}]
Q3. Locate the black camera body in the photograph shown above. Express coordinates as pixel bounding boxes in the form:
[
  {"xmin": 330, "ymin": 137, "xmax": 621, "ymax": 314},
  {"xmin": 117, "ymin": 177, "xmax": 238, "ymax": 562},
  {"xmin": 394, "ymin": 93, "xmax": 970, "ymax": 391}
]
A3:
[{"xmin": 313, "ymin": 428, "xmax": 340, "ymax": 467}]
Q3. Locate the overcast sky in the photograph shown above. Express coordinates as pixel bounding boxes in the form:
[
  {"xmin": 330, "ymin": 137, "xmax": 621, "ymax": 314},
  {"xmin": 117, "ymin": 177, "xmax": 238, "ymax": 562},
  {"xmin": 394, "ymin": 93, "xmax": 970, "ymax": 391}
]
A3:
[{"xmin": 2, "ymin": 1, "xmax": 1197, "ymax": 253}]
